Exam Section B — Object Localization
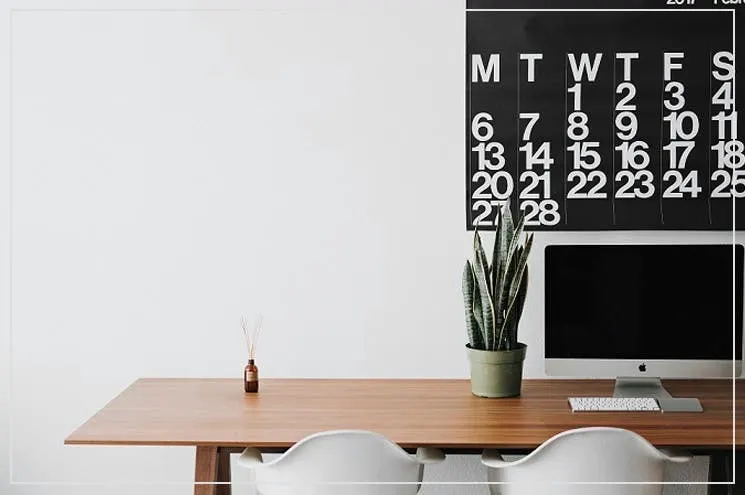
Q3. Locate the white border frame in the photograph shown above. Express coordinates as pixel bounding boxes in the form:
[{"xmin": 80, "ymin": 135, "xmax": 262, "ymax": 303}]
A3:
[{"xmin": 5, "ymin": 4, "xmax": 739, "ymax": 488}]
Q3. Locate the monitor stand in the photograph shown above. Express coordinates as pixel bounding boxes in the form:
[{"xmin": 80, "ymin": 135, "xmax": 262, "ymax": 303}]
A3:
[{"xmin": 613, "ymin": 377, "xmax": 703, "ymax": 413}]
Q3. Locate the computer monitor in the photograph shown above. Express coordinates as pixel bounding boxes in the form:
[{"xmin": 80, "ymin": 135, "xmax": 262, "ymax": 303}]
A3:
[{"xmin": 545, "ymin": 244, "xmax": 743, "ymax": 411}]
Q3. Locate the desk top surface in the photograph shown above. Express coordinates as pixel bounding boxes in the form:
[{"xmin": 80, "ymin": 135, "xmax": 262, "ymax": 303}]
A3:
[{"xmin": 65, "ymin": 378, "xmax": 744, "ymax": 451}]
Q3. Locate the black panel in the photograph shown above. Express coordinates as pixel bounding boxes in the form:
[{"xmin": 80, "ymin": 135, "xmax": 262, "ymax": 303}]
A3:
[
  {"xmin": 544, "ymin": 244, "xmax": 744, "ymax": 360},
  {"xmin": 466, "ymin": 3, "xmax": 744, "ymax": 230}
]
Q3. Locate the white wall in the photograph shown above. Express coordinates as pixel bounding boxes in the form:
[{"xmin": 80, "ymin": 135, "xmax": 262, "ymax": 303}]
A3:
[{"xmin": 0, "ymin": 0, "xmax": 738, "ymax": 493}]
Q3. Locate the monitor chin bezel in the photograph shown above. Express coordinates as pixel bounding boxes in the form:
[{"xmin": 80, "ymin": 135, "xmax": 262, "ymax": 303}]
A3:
[{"xmin": 545, "ymin": 358, "xmax": 743, "ymax": 379}]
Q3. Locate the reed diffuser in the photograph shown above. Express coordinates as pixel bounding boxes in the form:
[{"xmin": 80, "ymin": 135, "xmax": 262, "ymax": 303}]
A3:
[{"xmin": 241, "ymin": 314, "xmax": 263, "ymax": 393}]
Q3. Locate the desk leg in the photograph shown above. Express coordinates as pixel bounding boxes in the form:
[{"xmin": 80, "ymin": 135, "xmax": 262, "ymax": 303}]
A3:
[
  {"xmin": 217, "ymin": 451, "xmax": 232, "ymax": 495},
  {"xmin": 708, "ymin": 451, "xmax": 744, "ymax": 495},
  {"xmin": 194, "ymin": 447, "xmax": 232, "ymax": 495}
]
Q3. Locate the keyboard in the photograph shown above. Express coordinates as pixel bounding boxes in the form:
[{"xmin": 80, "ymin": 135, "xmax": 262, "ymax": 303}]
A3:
[{"xmin": 568, "ymin": 397, "xmax": 661, "ymax": 412}]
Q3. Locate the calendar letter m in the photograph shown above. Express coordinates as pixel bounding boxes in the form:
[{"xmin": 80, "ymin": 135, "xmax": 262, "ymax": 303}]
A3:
[{"xmin": 471, "ymin": 54, "xmax": 500, "ymax": 83}]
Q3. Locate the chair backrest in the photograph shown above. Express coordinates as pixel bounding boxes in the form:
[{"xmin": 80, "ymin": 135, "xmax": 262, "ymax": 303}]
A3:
[
  {"xmin": 250, "ymin": 430, "xmax": 425, "ymax": 495},
  {"xmin": 485, "ymin": 427, "xmax": 690, "ymax": 495}
]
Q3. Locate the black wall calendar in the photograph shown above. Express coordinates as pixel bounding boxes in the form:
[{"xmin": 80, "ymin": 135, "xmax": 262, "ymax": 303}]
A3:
[{"xmin": 466, "ymin": 0, "xmax": 745, "ymax": 230}]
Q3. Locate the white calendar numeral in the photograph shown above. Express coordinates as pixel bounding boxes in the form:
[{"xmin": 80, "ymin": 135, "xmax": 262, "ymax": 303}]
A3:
[
  {"xmin": 472, "ymin": 199, "xmax": 507, "ymax": 227},
  {"xmin": 567, "ymin": 171, "xmax": 608, "ymax": 199},
  {"xmin": 712, "ymin": 111, "xmax": 738, "ymax": 141},
  {"xmin": 614, "ymin": 78, "xmax": 651, "ymax": 199},
  {"xmin": 567, "ymin": 112, "xmax": 590, "ymax": 141},
  {"xmin": 470, "ymin": 109, "xmax": 510, "ymax": 218},
  {"xmin": 663, "ymin": 141, "xmax": 695, "ymax": 169},
  {"xmin": 711, "ymin": 170, "xmax": 745, "ymax": 198},
  {"xmin": 712, "ymin": 82, "xmax": 734, "ymax": 110},
  {"xmin": 615, "ymin": 170, "xmax": 655, "ymax": 199},
  {"xmin": 521, "ymin": 199, "xmax": 560, "ymax": 226},
  {"xmin": 520, "ymin": 142, "xmax": 554, "ymax": 170},
  {"xmin": 471, "ymin": 171, "xmax": 514, "ymax": 200},
  {"xmin": 615, "ymin": 111, "xmax": 638, "ymax": 140},
  {"xmin": 520, "ymin": 113, "xmax": 554, "ymax": 170},
  {"xmin": 663, "ymin": 81, "xmax": 686, "ymax": 111},
  {"xmin": 567, "ymin": 142, "xmax": 601, "ymax": 170},
  {"xmin": 472, "ymin": 200, "xmax": 491, "ymax": 226},
  {"xmin": 472, "ymin": 142, "xmax": 506, "ymax": 171},
  {"xmin": 471, "ymin": 112, "xmax": 495, "ymax": 141},
  {"xmin": 615, "ymin": 141, "xmax": 650, "ymax": 170},
  {"xmin": 519, "ymin": 171, "xmax": 550, "ymax": 199},
  {"xmin": 518, "ymin": 110, "xmax": 556, "ymax": 217},
  {"xmin": 662, "ymin": 71, "xmax": 700, "ymax": 192},
  {"xmin": 662, "ymin": 77, "xmax": 698, "ymax": 177},
  {"xmin": 472, "ymin": 200, "xmax": 510, "ymax": 227},
  {"xmin": 565, "ymin": 66, "xmax": 604, "ymax": 203},
  {"xmin": 567, "ymin": 83, "xmax": 582, "ymax": 112},
  {"xmin": 520, "ymin": 112, "xmax": 540, "ymax": 140},
  {"xmin": 664, "ymin": 111, "xmax": 699, "ymax": 140},
  {"xmin": 662, "ymin": 170, "xmax": 701, "ymax": 198},
  {"xmin": 472, "ymin": 200, "xmax": 504, "ymax": 226},
  {"xmin": 711, "ymin": 140, "xmax": 745, "ymax": 170},
  {"xmin": 615, "ymin": 82, "xmax": 637, "ymax": 111},
  {"xmin": 472, "ymin": 172, "xmax": 492, "ymax": 199},
  {"xmin": 710, "ymin": 51, "xmax": 740, "ymax": 202}
]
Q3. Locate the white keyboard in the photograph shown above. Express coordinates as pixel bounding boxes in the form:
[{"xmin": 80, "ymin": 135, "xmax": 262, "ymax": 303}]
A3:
[{"xmin": 568, "ymin": 397, "xmax": 661, "ymax": 412}]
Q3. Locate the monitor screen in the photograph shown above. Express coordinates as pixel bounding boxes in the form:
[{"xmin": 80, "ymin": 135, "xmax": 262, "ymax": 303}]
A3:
[{"xmin": 545, "ymin": 244, "xmax": 743, "ymax": 362}]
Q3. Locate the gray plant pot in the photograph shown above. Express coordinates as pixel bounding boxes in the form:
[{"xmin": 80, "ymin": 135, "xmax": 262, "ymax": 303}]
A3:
[{"xmin": 466, "ymin": 343, "xmax": 527, "ymax": 398}]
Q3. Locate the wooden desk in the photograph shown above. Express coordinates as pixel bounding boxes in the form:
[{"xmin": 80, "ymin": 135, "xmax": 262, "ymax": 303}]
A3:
[{"xmin": 65, "ymin": 378, "xmax": 745, "ymax": 495}]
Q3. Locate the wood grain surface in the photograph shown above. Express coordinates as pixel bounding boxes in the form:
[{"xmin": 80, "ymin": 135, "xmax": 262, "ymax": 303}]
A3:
[
  {"xmin": 193, "ymin": 446, "xmax": 218, "ymax": 495},
  {"xmin": 65, "ymin": 378, "xmax": 744, "ymax": 451}
]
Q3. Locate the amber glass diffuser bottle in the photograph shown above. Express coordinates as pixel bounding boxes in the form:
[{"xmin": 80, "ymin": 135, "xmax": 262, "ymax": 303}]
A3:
[
  {"xmin": 244, "ymin": 359, "xmax": 259, "ymax": 393},
  {"xmin": 241, "ymin": 314, "xmax": 262, "ymax": 393}
]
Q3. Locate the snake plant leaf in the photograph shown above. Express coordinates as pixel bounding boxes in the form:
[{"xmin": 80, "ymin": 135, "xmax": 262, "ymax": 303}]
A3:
[
  {"xmin": 495, "ymin": 207, "xmax": 513, "ymax": 283},
  {"xmin": 500, "ymin": 205, "xmax": 516, "ymax": 276},
  {"xmin": 472, "ymin": 235, "xmax": 495, "ymax": 350},
  {"xmin": 495, "ymin": 249, "xmax": 516, "ymax": 350},
  {"xmin": 506, "ymin": 212, "xmax": 526, "ymax": 262},
  {"xmin": 509, "ymin": 265, "xmax": 529, "ymax": 346},
  {"xmin": 504, "ymin": 270, "xmax": 529, "ymax": 349},
  {"xmin": 496, "ymin": 225, "xmax": 529, "ymax": 349},
  {"xmin": 507, "ymin": 233, "xmax": 534, "ymax": 304},
  {"xmin": 463, "ymin": 205, "xmax": 531, "ymax": 352},
  {"xmin": 493, "ymin": 207, "xmax": 522, "ymax": 350},
  {"xmin": 499, "ymin": 213, "xmax": 526, "ymax": 307},
  {"xmin": 470, "ymin": 262, "xmax": 486, "ymax": 347},
  {"xmin": 469, "ymin": 262, "xmax": 485, "ymax": 340},
  {"xmin": 500, "ymin": 234, "xmax": 534, "ymax": 349},
  {"xmin": 501, "ymin": 245, "xmax": 522, "ymax": 311},
  {"xmin": 462, "ymin": 261, "xmax": 485, "ymax": 349},
  {"xmin": 491, "ymin": 205, "xmax": 505, "ymax": 321},
  {"xmin": 502, "ymin": 213, "xmax": 525, "ymax": 279},
  {"xmin": 502, "ymin": 202, "xmax": 515, "ymax": 244},
  {"xmin": 503, "ymin": 263, "xmax": 529, "ymax": 350},
  {"xmin": 473, "ymin": 260, "xmax": 495, "ymax": 349},
  {"xmin": 473, "ymin": 229, "xmax": 492, "ymax": 298}
]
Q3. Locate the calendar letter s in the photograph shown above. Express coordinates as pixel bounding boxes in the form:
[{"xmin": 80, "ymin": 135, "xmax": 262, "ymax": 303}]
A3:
[{"xmin": 712, "ymin": 52, "xmax": 734, "ymax": 82}]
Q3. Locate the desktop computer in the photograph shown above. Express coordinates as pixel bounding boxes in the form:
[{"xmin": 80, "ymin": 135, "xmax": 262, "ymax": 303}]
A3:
[{"xmin": 545, "ymin": 244, "xmax": 744, "ymax": 412}]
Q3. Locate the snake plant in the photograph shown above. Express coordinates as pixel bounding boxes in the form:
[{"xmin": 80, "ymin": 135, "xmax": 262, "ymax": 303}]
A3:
[{"xmin": 462, "ymin": 204, "xmax": 534, "ymax": 351}]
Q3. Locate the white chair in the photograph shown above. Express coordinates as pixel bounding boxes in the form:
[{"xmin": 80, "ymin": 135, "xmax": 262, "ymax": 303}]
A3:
[
  {"xmin": 237, "ymin": 429, "xmax": 445, "ymax": 495},
  {"xmin": 480, "ymin": 426, "xmax": 692, "ymax": 495}
]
